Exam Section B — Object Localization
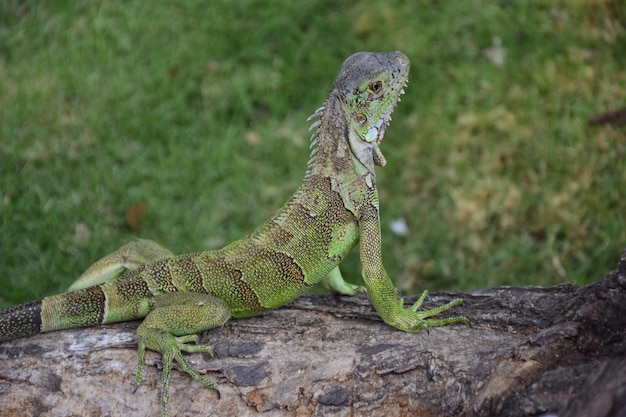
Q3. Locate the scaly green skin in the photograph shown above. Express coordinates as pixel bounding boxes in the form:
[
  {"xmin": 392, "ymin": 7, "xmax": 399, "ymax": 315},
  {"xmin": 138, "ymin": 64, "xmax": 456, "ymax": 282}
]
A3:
[{"xmin": 0, "ymin": 51, "xmax": 467, "ymax": 417}]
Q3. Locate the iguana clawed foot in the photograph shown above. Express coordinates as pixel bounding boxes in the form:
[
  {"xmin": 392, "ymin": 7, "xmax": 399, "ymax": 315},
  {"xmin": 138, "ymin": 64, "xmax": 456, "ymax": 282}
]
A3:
[
  {"xmin": 134, "ymin": 292, "xmax": 230, "ymax": 417},
  {"xmin": 388, "ymin": 290, "xmax": 467, "ymax": 333},
  {"xmin": 136, "ymin": 331, "xmax": 220, "ymax": 417}
]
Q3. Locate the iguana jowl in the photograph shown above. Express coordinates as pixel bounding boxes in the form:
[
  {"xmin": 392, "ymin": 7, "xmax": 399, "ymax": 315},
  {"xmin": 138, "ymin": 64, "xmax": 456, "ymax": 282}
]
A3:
[{"xmin": 0, "ymin": 51, "xmax": 466, "ymax": 416}]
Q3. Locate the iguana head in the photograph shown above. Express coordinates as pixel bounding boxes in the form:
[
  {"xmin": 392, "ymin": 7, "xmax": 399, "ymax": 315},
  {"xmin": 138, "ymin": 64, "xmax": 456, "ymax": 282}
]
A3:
[{"xmin": 336, "ymin": 51, "xmax": 409, "ymax": 170}]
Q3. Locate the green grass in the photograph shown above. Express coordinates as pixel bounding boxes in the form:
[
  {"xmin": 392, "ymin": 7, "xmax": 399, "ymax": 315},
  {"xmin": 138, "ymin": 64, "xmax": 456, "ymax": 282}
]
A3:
[{"xmin": 1, "ymin": 0, "xmax": 624, "ymax": 307}]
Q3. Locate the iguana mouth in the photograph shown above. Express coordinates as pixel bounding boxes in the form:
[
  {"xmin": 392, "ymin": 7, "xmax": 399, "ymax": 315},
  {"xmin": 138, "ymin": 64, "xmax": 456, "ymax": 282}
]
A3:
[
  {"xmin": 372, "ymin": 81, "xmax": 408, "ymax": 167},
  {"xmin": 381, "ymin": 82, "xmax": 407, "ymax": 145}
]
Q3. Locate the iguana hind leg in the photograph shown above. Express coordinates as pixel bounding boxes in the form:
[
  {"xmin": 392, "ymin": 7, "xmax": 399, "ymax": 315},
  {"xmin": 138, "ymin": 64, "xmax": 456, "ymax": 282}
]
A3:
[
  {"xmin": 68, "ymin": 238, "xmax": 175, "ymax": 291},
  {"xmin": 134, "ymin": 292, "xmax": 231, "ymax": 417}
]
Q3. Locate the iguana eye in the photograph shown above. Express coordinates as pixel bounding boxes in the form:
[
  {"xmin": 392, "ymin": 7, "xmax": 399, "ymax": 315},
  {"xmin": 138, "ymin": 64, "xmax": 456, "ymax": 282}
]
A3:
[
  {"xmin": 368, "ymin": 80, "xmax": 383, "ymax": 94},
  {"xmin": 353, "ymin": 113, "xmax": 367, "ymax": 125}
]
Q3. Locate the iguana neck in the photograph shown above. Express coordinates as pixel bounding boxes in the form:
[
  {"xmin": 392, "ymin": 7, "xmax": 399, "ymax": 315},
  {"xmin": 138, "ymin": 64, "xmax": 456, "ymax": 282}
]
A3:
[{"xmin": 307, "ymin": 92, "xmax": 373, "ymax": 183}]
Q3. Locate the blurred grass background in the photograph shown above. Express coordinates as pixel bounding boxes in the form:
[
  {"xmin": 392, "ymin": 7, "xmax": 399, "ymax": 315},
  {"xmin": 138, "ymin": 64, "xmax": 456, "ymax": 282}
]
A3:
[{"xmin": 0, "ymin": 0, "xmax": 624, "ymax": 308}]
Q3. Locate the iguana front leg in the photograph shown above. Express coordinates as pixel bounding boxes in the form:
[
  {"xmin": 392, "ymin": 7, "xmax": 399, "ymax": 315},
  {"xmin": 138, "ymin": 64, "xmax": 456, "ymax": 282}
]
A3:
[
  {"xmin": 67, "ymin": 238, "xmax": 174, "ymax": 291},
  {"xmin": 358, "ymin": 203, "xmax": 467, "ymax": 333},
  {"xmin": 135, "ymin": 292, "xmax": 231, "ymax": 417},
  {"xmin": 321, "ymin": 266, "xmax": 365, "ymax": 296}
]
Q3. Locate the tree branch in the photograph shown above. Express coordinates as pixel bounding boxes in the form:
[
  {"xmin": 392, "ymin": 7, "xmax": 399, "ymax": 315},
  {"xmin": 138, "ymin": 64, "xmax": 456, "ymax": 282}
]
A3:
[{"xmin": 1, "ymin": 250, "xmax": 625, "ymax": 417}]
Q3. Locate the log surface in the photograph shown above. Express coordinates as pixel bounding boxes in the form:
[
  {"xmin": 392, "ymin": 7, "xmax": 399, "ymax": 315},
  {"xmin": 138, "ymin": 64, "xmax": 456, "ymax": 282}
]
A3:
[{"xmin": 1, "ymin": 250, "xmax": 625, "ymax": 417}]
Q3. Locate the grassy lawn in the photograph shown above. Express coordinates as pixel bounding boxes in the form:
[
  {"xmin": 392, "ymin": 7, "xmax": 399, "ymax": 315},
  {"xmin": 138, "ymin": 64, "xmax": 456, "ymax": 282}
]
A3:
[{"xmin": 1, "ymin": 0, "xmax": 624, "ymax": 307}]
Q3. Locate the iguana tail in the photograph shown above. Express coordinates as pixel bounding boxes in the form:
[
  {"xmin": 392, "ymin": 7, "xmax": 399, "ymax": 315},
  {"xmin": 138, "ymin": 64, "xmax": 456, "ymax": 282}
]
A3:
[{"xmin": 0, "ymin": 276, "xmax": 152, "ymax": 342}]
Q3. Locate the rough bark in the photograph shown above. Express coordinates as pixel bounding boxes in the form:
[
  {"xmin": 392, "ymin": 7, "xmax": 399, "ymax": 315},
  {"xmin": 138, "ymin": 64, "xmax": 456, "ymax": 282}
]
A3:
[{"xmin": 1, "ymin": 249, "xmax": 625, "ymax": 417}]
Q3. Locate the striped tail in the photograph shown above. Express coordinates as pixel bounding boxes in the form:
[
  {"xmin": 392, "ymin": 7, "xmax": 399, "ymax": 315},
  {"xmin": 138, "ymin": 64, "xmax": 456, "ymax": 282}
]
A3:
[{"xmin": 0, "ymin": 286, "xmax": 107, "ymax": 342}]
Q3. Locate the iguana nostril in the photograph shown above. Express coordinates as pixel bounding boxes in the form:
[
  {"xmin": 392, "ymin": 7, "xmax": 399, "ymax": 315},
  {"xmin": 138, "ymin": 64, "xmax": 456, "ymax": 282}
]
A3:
[{"xmin": 397, "ymin": 53, "xmax": 409, "ymax": 67}]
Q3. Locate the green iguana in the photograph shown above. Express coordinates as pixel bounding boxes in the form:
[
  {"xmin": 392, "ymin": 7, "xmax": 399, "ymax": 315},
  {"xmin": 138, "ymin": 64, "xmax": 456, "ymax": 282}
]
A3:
[{"xmin": 0, "ymin": 51, "xmax": 466, "ymax": 416}]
